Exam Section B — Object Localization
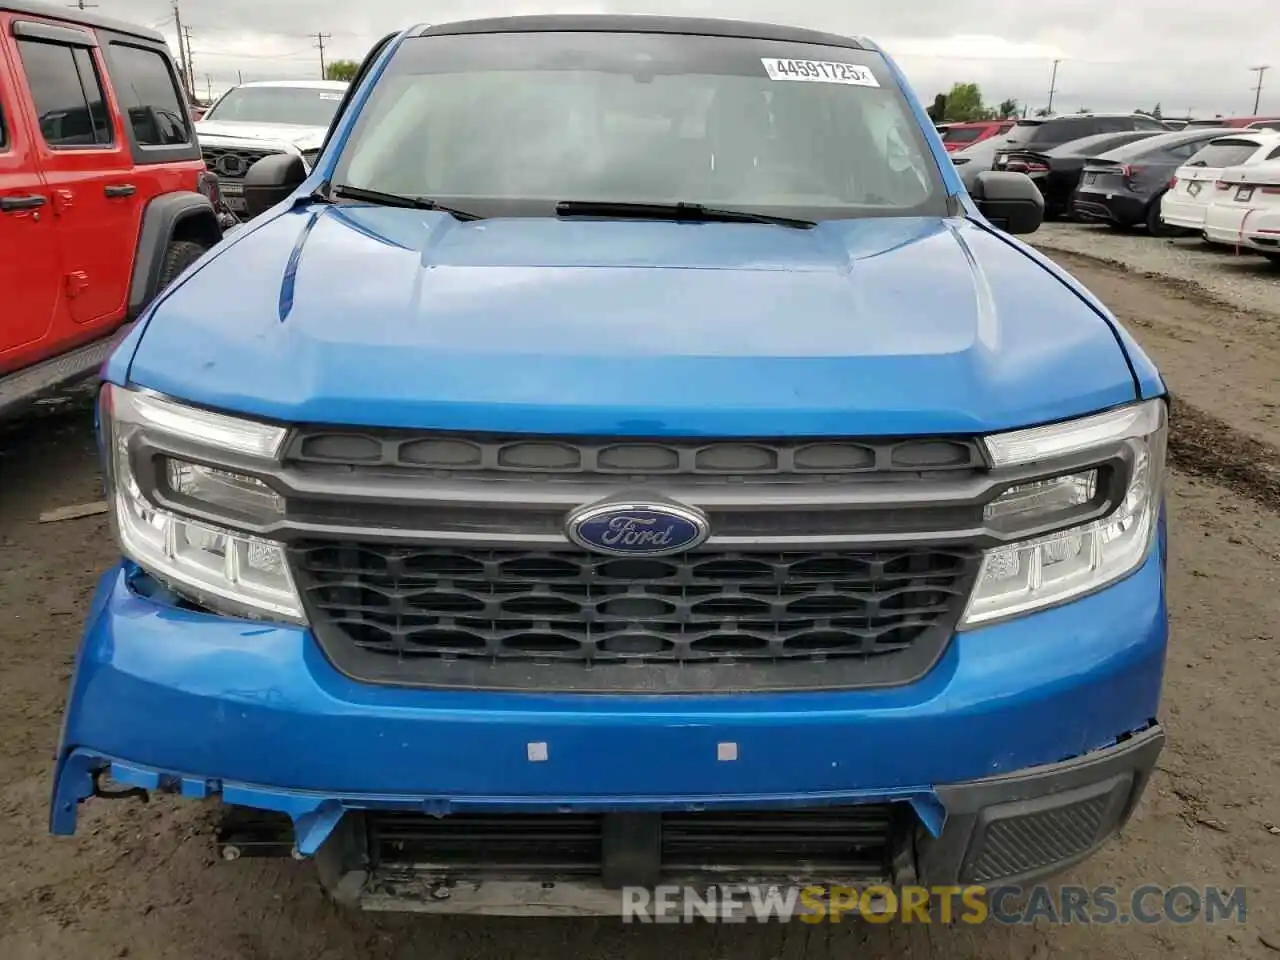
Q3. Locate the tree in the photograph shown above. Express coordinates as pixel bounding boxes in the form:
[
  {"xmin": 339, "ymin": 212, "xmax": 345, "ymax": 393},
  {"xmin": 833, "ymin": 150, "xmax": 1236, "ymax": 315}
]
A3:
[
  {"xmin": 1035, "ymin": 107, "xmax": 1052, "ymax": 117},
  {"xmin": 1076, "ymin": 106, "xmax": 1092, "ymax": 113},
  {"xmin": 927, "ymin": 92, "xmax": 948, "ymax": 123},
  {"xmin": 996, "ymin": 98, "xmax": 1020, "ymax": 119},
  {"xmin": 325, "ymin": 59, "xmax": 359, "ymax": 83},
  {"xmin": 943, "ymin": 82, "xmax": 990, "ymax": 122}
]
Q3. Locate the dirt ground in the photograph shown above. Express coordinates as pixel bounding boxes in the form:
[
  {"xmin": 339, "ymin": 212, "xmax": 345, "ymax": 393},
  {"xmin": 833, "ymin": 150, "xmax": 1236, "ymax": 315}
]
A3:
[{"xmin": 1, "ymin": 251, "xmax": 1278, "ymax": 959}]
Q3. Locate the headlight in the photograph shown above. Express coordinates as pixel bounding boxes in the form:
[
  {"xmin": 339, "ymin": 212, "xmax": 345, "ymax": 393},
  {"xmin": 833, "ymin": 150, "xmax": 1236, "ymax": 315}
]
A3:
[
  {"xmin": 961, "ymin": 399, "xmax": 1167, "ymax": 627},
  {"xmin": 102, "ymin": 385, "xmax": 303, "ymax": 622}
]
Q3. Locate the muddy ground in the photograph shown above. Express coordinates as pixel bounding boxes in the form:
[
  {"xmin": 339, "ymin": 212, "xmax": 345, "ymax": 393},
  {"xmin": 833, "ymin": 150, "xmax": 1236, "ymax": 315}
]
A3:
[{"xmin": 1, "ymin": 251, "xmax": 1278, "ymax": 959}]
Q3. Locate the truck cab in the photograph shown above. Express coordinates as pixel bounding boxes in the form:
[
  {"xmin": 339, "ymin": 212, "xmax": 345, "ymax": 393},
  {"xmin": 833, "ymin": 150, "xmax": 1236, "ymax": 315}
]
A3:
[
  {"xmin": 0, "ymin": 0, "xmax": 220, "ymax": 417},
  {"xmin": 51, "ymin": 15, "xmax": 1169, "ymax": 917}
]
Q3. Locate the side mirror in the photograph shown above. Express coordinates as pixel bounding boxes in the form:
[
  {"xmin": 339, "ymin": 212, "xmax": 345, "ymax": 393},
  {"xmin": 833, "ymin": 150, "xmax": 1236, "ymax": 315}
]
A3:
[
  {"xmin": 971, "ymin": 170, "xmax": 1044, "ymax": 234},
  {"xmin": 243, "ymin": 153, "xmax": 307, "ymax": 219}
]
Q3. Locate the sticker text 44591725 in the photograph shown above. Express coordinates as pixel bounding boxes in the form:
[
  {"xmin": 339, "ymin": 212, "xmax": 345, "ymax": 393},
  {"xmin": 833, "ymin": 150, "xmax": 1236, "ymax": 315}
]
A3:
[{"xmin": 761, "ymin": 58, "xmax": 880, "ymax": 88}]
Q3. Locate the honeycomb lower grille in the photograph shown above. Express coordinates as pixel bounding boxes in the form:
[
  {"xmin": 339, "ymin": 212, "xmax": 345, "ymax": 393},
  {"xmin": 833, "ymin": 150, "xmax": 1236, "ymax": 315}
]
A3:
[
  {"xmin": 201, "ymin": 145, "xmax": 283, "ymax": 180},
  {"xmin": 291, "ymin": 544, "xmax": 979, "ymax": 670}
]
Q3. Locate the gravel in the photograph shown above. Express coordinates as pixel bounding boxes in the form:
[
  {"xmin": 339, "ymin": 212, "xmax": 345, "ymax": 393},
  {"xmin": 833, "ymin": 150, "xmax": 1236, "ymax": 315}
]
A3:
[{"xmin": 1030, "ymin": 221, "xmax": 1280, "ymax": 320}]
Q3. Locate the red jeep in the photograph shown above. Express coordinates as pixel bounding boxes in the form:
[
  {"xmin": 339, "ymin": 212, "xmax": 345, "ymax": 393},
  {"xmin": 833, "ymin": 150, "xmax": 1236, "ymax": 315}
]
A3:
[{"xmin": 0, "ymin": 1, "xmax": 221, "ymax": 417}]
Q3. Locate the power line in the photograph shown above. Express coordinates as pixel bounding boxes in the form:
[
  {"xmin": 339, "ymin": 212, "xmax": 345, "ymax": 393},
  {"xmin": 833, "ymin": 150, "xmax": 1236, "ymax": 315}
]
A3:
[
  {"xmin": 314, "ymin": 32, "xmax": 331, "ymax": 80},
  {"xmin": 1251, "ymin": 65, "xmax": 1271, "ymax": 114}
]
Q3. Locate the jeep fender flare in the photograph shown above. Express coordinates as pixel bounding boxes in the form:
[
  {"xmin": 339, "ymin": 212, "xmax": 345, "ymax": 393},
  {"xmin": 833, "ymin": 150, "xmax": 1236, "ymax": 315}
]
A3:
[{"xmin": 128, "ymin": 192, "xmax": 222, "ymax": 318}]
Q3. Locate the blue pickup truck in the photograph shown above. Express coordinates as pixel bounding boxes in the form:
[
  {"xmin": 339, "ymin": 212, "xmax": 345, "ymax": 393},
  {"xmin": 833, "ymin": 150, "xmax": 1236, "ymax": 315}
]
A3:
[{"xmin": 51, "ymin": 15, "xmax": 1169, "ymax": 915}]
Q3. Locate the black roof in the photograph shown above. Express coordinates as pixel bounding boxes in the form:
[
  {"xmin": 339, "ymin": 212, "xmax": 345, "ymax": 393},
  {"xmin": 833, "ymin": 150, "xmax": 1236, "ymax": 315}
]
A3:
[
  {"xmin": 415, "ymin": 15, "xmax": 867, "ymax": 50},
  {"xmin": 0, "ymin": 0, "xmax": 165, "ymax": 42}
]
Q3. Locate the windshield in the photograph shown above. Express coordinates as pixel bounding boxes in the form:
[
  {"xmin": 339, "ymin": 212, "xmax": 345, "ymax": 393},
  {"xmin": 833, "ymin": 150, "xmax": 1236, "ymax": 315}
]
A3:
[
  {"xmin": 1185, "ymin": 140, "xmax": 1262, "ymax": 168},
  {"xmin": 334, "ymin": 31, "xmax": 945, "ymax": 220},
  {"xmin": 942, "ymin": 126, "xmax": 984, "ymax": 144},
  {"xmin": 1002, "ymin": 121, "xmax": 1046, "ymax": 146},
  {"xmin": 204, "ymin": 86, "xmax": 344, "ymax": 126}
]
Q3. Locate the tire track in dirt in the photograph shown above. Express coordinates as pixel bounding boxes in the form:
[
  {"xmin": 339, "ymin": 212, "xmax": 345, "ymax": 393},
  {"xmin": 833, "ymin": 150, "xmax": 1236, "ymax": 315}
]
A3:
[{"xmin": 1168, "ymin": 397, "xmax": 1280, "ymax": 513}]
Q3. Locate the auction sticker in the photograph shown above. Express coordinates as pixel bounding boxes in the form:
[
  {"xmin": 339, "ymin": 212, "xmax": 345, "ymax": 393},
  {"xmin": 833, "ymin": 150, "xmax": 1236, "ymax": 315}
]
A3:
[{"xmin": 761, "ymin": 58, "xmax": 880, "ymax": 87}]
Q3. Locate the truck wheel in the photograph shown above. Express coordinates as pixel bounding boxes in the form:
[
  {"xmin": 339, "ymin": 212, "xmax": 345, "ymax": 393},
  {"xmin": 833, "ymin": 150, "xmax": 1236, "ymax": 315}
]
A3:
[{"xmin": 156, "ymin": 240, "xmax": 208, "ymax": 294}]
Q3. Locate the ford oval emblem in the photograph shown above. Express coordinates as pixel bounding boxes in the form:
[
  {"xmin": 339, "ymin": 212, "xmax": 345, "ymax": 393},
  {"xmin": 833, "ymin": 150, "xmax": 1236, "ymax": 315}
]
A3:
[{"xmin": 565, "ymin": 499, "xmax": 710, "ymax": 557}]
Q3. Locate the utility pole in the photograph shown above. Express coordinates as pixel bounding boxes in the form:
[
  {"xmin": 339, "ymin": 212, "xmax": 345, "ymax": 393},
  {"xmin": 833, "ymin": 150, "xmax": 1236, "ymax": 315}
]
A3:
[
  {"xmin": 1046, "ymin": 59, "xmax": 1061, "ymax": 115},
  {"xmin": 1251, "ymin": 66, "xmax": 1271, "ymax": 114},
  {"xmin": 183, "ymin": 27, "xmax": 196, "ymax": 101},
  {"xmin": 315, "ymin": 32, "xmax": 331, "ymax": 80},
  {"xmin": 205, "ymin": 74, "xmax": 212, "ymax": 101},
  {"xmin": 172, "ymin": 2, "xmax": 193, "ymax": 101},
  {"xmin": 237, "ymin": 70, "xmax": 243, "ymax": 85}
]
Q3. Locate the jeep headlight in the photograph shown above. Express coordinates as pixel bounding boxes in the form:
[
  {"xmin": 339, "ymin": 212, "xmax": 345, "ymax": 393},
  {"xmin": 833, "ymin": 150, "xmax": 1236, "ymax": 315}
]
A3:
[
  {"xmin": 101, "ymin": 385, "xmax": 303, "ymax": 621},
  {"xmin": 961, "ymin": 399, "xmax": 1167, "ymax": 627}
]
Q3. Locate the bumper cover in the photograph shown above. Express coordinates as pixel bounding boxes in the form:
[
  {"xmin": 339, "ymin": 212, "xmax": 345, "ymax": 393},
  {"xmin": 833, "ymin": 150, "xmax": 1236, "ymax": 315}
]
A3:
[
  {"xmin": 52, "ymin": 546, "xmax": 1167, "ymax": 900},
  {"xmin": 1071, "ymin": 189, "xmax": 1147, "ymax": 225},
  {"xmin": 1160, "ymin": 194, "xmax": 1211, "ymax": 230}
]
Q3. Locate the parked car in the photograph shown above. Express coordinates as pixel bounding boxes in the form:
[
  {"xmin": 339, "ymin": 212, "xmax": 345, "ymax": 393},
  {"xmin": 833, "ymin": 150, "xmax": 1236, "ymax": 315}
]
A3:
[
  {"xmin": 938, "ymin": 119, "xmax": 1014, "ymax": 153},
  {"xmin": 1072, "ymin": 127, "xmax": 1236, "ymax": 233},
  {"xmin": 1236, "ymin": 201, "xmax": 1280, "ymax": 263},
  {"xmin": 950, "ymin": 135, "xmax": 1005, "ymax": 189},
  {"xmin": 50, "ymin": 14, "xmax": 1171, "ymax": 917},
  {"xmin": 1161, "ymin": 132, "xmax": 1280, "ymax": 235},
  {"xmin": 992, "ymin": 113, "xmax": 1170, "ymax": 161},
  {"xmin": 1186, "ymin": 115, "xmax": 1280, "ymax": 129},
  {"xmin": 1202, "ymin": 159, "xmax": 1280, "ymax": 250},
  {"xmin": 0, "ymin": 0, "xmax": 221, "ymax": 417},
  {"xmin": 992, "ymin": 129, "xmax": 1161, "ymax": 218},
  {"xmin": 1245, "ymin": 118, "xmax": 1280, "ymax": 132},
  {"xmin": 953, "ymin": 114, "xmax": 1170, "ymax": 192},
  {"xmin": 195, "ymin": 79, "xmax": 348, "ymax": 217}
]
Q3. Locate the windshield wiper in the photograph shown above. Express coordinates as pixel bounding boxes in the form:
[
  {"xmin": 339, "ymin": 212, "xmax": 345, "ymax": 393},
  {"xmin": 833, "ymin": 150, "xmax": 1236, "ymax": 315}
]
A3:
[
  {"xmin": 555, "ymin": 200, "xmax": 815, "ymax": 229},
  {"xmin": 326, "ymin": 184, "xmax": 485, "ymax": 221}
]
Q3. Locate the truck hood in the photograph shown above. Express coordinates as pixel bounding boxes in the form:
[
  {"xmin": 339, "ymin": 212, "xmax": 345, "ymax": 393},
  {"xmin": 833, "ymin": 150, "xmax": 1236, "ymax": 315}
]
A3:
[
  {"xmin": 194, "ymin": 120, "xmax": 326, "ymax": 151},
  {"xmin": 126, "ymin": 207, "xmax": 1138, "ymax": 436}
]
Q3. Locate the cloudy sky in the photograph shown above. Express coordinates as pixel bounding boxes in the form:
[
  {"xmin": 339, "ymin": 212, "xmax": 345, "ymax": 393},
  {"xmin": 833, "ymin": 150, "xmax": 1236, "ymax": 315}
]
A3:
[{"xmin": 110, "ymin": 0, "xmax": 1279, "ymax": 117}]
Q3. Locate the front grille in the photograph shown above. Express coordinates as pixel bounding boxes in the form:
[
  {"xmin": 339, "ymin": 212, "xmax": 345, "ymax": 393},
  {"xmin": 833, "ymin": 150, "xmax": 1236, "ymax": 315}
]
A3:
[
  {"xmin": 277, "ymin": 427, "xmax": 992, "ymax": 692},
  {"xmin": 201, "ymin": 145, "xmax": 284, "ymax": 180},
  {"xmin": 370, "ymin": 806, "xmax": 899, "ymax": 884},
  {"xmin": 292, "ymin": 543, "xmax": 979, "ymax": 691},
  {"xmin": 286, "ymin": 429, "xmax": 985, "ymax": 484}
]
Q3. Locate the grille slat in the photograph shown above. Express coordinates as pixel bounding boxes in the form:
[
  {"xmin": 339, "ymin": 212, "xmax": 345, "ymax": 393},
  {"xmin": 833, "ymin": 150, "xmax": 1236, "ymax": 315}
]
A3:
[
  {"xmin": 291, "ymin": 545, "xmax": 977, "ymax": 666},
  {"xmin": 370, "ymin": 807, "xmax": 898, "ymax": 883},
  {"xmin": 287, "ymin": 430, "xmax": 984, "ymax": 482}
]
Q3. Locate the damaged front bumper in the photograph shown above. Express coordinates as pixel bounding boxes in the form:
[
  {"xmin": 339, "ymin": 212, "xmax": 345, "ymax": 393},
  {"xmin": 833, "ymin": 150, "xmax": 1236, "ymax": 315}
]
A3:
[{"xmin": 51, "ymin": 555, "xmax": 1168, "ymax": 913}]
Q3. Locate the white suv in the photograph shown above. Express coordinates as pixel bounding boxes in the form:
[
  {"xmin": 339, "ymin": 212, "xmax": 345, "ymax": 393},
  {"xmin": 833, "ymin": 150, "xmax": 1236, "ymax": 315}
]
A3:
[{"xmin": 196, "ymin": 80, "xmax": 348, "ymax": 216}]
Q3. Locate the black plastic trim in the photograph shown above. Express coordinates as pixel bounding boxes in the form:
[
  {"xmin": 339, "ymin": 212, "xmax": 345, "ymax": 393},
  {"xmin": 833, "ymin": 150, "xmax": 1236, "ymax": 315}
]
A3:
[
  {"xmin": 919, "ymin": 724, "xmax": 1164, "ymax": 886},
  {"xmin": 127, "ymin": 192, "xmax": 220, "ymax": 317}
]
